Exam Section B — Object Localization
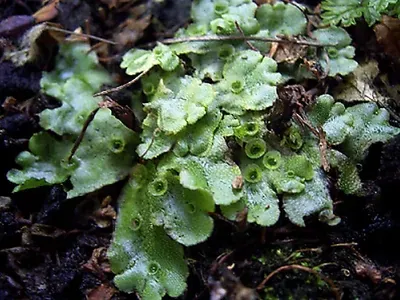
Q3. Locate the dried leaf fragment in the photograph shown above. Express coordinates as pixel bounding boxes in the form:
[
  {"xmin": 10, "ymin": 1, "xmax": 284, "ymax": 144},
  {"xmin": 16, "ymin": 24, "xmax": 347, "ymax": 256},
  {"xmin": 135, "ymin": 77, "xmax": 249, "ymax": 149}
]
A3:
[
  {"xmin": 2, "ymin": 23, "xmax": 64, "ymax": 66},
  {"xmin": 272, "ymin": 39, "xmax": 308, "ymax": 63},
  {"xmin": 334, "ymin": 60, "xmax": 381, "ymax": 102},
  {"xmin": 232, "ymin": 176, "xmax": 244, "ymax": 189},
  {"xmin": 86, "ymin": 284, "xmax": 116, "ymax": 300},
  {"xmin": 33, "ymin": 0, "xmax": 60, "ymax": 23},
  {"xmin": 374, "ymin": 15, "xmax": 400, "ymax": 58},
  {"xmin": 83, "ymin": 247, "xmax": 112, "ymax": 276}
]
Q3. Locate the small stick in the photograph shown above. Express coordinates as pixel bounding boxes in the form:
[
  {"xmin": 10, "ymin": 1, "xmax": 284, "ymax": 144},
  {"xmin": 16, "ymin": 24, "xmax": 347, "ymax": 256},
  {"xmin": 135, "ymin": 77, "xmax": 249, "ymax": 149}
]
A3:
[
  {"xmin": 293, "ymin": 112, "xmax": 330, "ymax": 171},
  {"xmin": 234, "ymin": 21, "xmax": 259, "ymax": 52},
  {"xmin": 256, "ymin": 264, "xmax": 340, "ymax": 300},
  {"xmin": 321, "ymin": 50, "xmax": 330, "ymax": 79},
  {"xmin": 314, "ymin": 262, "xmax": 339, "ymax": 269},
  {"xmin": 317, "ymin": 125, "xmax": 330, "ymax": 172},
  {"xmin": 94, "ymin": 71, "xmax": 147, "ymax": 97},
  {"xmin": 45, "ymin": 24, "xmax": 117, "ymax": 45},
  {"xmin": 67, "ymin": 107, "xmax": 100, "ymax": 162},
  {"xmin": 160, "ymin": 35, "xmax": 334, "ymax": 47},
  {"xmin": 86, "ymin": 41, "xmax": 106, "ymax": 54},
  {"xmin": 284, "ymin": 247, "xmax": 322, "ymax": 262},
  {"xmin": 284, "ymin": 0, "xmax": 314, "ymax": 38},
  {"xmin": 139, "ymin": 128, "xmax": 160, "ymax": 159},
  {"xmin": 330, "ymin": 242, "xmax": 358, "ymax": 248}
]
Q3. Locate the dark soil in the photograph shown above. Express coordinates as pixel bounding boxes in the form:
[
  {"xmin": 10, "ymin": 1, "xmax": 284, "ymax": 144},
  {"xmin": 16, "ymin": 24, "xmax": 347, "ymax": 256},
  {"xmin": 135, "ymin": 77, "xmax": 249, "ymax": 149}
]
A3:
[{"xmin": 1, "ymin": 1, "xmax": 400, "ymax": 299}]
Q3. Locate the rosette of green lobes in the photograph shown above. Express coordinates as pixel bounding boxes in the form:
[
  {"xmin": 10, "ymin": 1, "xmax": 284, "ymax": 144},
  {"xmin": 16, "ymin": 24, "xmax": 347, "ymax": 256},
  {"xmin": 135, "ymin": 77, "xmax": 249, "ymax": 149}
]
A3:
[
  {"xmin": 191, "ymin": 0, "xmax": 258, "ymax": 32},
  {"xmin": 312, "ymin": 27, "xmax": 358, "ymax": 76},
  {"xmin": 8, "ymin": 42, "xmax": 139, "ymax": 198},
  {"xmin": 108, "ymin": 165, "xmax": 189, "ymax": 300},
  {"xmin": 328, "ymin": 149, "xmax": 363, "ymax": 195},
  {"xmin": 159, "ymin": 153, "xmax": 243, "ymax": 206},
  {"xmin": 221, "ymin": 179, "xmax": 280, "ymax": 226},
  {"xmin": 40, "ymin": 43, "xmax": 112, "ymax": 135},
  {"xmin": 222, "ymin": 146, "xmax": 311, "ymax": 226},
  {"xmin": 144, "ymin": 75, "xmax": 215, "ymax": 134},
  {"xmin": 221, "ymin": 159, "xmax": 283, "ymax": 226},
  {"xmin": 188, "ymin": 43, "xmax": 236, "ymax": 81},
  {"xmin": 109, "ymin": 163, "xmax": 220, "ymax": 298},
  {"xmin": 137, "ymin": 110, "xmax": 222, "ymax": 159},
  {"xmin": 215, "ymin": 50, "xmax": 281, "ymax": 115},
  {"xmin": 307, "ymin": 94, "xmax": 400, "ymax": 161},
  {"xmin": 171, "ymin": 0, "xmax": 259, "ymax": 56},
  {"xmin": 121, "ymin": 43, "xmax": 179, "ymax": 76},
  {"xmin": 283, "ymin": 170, "xmax": 339, "ymax": 227},
  {"xmin": 151, "ymin": 172, "xmax": 215, "ymax": 245},
  {"xmin": 255, "ymin": 2, "xmax": 307, "ymax": 37},
  {"xmin": 8, "ymin": 109, "xmax": 139, "ymax": 198},
  {"xmin": 337, "ymin": 102, "xmax": 400, "ymax": 161}
]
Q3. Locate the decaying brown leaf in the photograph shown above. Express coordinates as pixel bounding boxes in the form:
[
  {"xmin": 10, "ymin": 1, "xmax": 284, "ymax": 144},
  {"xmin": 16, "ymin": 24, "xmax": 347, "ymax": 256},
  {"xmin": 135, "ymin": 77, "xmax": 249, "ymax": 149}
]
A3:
[
  {"xmin": 2, "ymin": 23, "xmax": 64, "ymax": 67},
  {"xmin": 82, "ymin": 247, "xmax": 112, "ymax": 278},
  {"xmin": 89, "ymin": 195, "xmax": 117, "ymax": 228},
  {"xmin": 273, "ymin": 41, "xmax": 308, "ymax": 63},
  {"xmin": 334, "ymin": 60, "xmax": 381, "ymax": 102},
  {"xmin": 231, "ymin": 176, "xmax": 244, "ymax": 190},
  {"xmin": 2, "ymin": 97, "xmax": 19, "ymax": 113},
  {"xmin": 29, "ymin": 223, "xmax": 67, "ymax": 238},
  {"xmin": 333, "ymin": 60, "xmax": 400, "ymax": 122},
  {"xmin": 33, "ymin": 0, "xmax": 60, "ymax": 23},
  {"xmin": 91, "ymin": 205, "xmax": 117, "ymax": 228},
  {"xmin": 374, "ymin": 15, "xmax": 400, "ymax": 58},
  {"xmin": 113, "ymin": 4, "xmax": 151, "ymax": 48},
  {"xmin": 380, "ymin": 74, "xmax": 400, "ymax": 107},
  {"xmin": 86, "ymin": 284, "xmax": 116, "ymax": 300},
  {"xmin": 99, "ymin": 98, "xmax": 140, "ymax": 131}
]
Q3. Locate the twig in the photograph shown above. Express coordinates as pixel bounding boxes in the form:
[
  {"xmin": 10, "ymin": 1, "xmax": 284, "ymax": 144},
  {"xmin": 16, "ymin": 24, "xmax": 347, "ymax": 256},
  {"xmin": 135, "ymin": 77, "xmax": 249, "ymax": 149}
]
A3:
[
  {"xmin": 208, "ymin": 212, "xmax": 237, "ymax": 228},
  {"xmin": 160, "ymin": 35, "xmax": 333, "ymax": 47},
  {"xmin": 234, "ymin": 21, "xmax": 259, "ymax": 52},
  {"xmin": 45, "ymin": 24, "xmax": 117, "ymax": 45},
  {"xmin": 317, "ymin": 125, "xmax": 330, "ymax": 172},
  {"xmin": 139, "ymin": 128, "xmax": 160, "ymax": 159},
  {"xmin": 284, "ymin": 247, "xmax": 322, "ymax": 262},
  {"xmin": 67, "ymin": 107, "xmax": 99, "ymax": 162},
  {"xmin": 256, "ymin": 264, "xmax": 340, "ymax": 300},
  {"xmin": 321, "ymin": 50, "xmax": 330, "ymax": 79},
  {"xmin": 293, "ymin": 112, "xmax": 330, "ymax": 171},
  {"xmin": 86, "ymin": 41, "xmax": 106, "ymax": 54},
  {"xmin": 330, "ymin": 242, "xmax": 358, "ymax": 248},
  {"xmin": 314, "ymin": 262, "xmax": 339, "ymax": 269},
  {"xmin": 94, "ymin": 71, "xmax": 147, "ymax": 97},
  {"xmin": 284, "ymin": 0, "xmax": 314, "ymax": 38}
]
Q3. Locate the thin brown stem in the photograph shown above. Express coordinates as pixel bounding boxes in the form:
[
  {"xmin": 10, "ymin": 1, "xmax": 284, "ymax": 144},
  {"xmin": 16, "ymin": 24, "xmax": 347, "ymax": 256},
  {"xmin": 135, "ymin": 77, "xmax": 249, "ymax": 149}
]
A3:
[
  {"xmin": 330, "ymin": 242, "xmax": 358, "ymax": 248},
  {"xmin": 94, "ymin": 71, "xmax": 147, "ymax": 97},
  {"xmin": 234, "ymin": 21, "xmax": 259, "ymax": 52},
  {"xmin": 45, "ymin": 25, "xmax": 117, "ymax": 45},
  {"xmin": 284, "ymin": 0, "xmax": 314, "ymax": 38},
  {"xmin": 160, "ymin": 35, "xmax": 333, "ymax": 47},
  {"xmin": 256, "ymin": 264, "xmax": 340, "ymax": 300},
  {"xmin": 67, "ymin": 108, "xmax": 100, "ymax": 162},
  {"xmin": 284, "ymin": 247, "xmax": 322, "ymax": 262},
  {"xmin": 139, "ymin": 128, "xmax": 160, "ymax": 160}
]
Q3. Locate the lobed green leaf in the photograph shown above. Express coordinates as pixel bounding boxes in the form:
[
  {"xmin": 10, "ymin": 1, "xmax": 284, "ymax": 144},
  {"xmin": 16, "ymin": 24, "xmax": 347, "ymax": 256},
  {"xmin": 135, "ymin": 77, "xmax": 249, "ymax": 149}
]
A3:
[{"xmin": 108, "ymin": 165, "xmax": 188, "ymax": 300}]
